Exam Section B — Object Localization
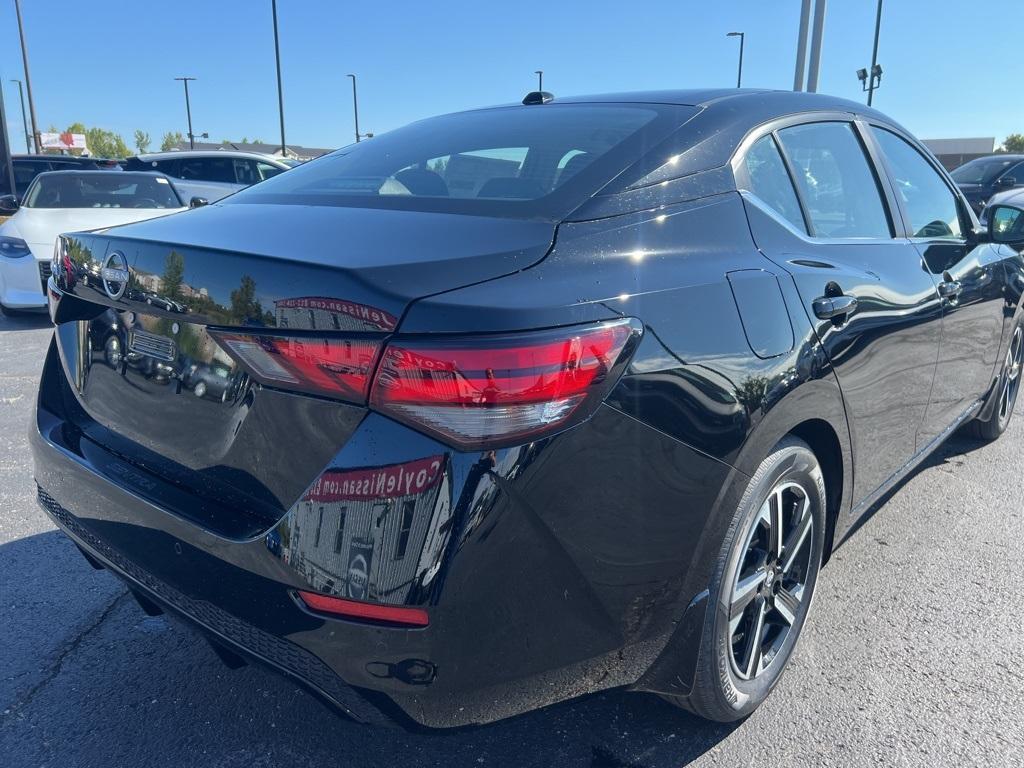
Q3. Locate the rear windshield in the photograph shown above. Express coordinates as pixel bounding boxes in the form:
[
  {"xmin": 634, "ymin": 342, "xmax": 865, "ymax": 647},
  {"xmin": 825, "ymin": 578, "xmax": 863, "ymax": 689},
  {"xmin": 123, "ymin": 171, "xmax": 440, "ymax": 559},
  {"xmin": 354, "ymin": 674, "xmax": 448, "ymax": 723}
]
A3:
[
  {"xmin": 24, "ymin": 173, "xmax": 182, "ymax": 209},
  {"xmin": 227, "ymin": 103, "xmax": 696, "ymax": 219},
  {"xmin": 951, "ymin": 157, "xmax": 1019, "ymax": 185}
]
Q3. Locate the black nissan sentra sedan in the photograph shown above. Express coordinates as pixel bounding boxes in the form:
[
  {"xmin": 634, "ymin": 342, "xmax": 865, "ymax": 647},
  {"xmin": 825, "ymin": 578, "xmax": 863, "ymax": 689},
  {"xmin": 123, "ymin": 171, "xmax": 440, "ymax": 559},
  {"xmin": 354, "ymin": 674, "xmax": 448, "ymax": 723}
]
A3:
[{"xmin": 33, "ymin": 89, "xmax": 1024, "ymax": 727}]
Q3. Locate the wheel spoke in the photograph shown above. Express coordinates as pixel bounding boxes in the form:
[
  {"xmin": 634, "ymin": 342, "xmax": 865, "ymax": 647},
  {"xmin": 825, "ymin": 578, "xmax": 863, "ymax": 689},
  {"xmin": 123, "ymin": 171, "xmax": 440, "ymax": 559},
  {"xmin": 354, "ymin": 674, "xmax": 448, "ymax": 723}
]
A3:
[
  {"xmin": 741, "ymin": 597, "xmax": 767, "ymax": 678},
  {"xmin": 768, "ymin": 488, "xmax": 785, "ymax": 560},
  {"xmin": 781, "ymin": 497, "xmax": 813, "ymax": 574},
  {"xmin": 775, "ymin": 587, "xmax": 801, "ymax": 626},
  {"xmin": 730, "ymin": 566, "xmax": 767, "ymax": 629}
]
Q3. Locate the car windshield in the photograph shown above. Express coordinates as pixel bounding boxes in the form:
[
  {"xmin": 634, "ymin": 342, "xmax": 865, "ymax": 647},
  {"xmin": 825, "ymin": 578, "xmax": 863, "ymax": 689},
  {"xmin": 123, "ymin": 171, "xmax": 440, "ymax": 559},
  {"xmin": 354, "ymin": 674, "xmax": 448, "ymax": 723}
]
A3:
[
  {"xmin": 228, "ymin": 103, "xmax": 695, "ymax": 219},
  {"xmin": 24, "ymin": 173, "xmax": 182, "ymax": 209},
  {"xmin": 951, "ymin": 157, "xmax": 1018, "ymax": 184}
]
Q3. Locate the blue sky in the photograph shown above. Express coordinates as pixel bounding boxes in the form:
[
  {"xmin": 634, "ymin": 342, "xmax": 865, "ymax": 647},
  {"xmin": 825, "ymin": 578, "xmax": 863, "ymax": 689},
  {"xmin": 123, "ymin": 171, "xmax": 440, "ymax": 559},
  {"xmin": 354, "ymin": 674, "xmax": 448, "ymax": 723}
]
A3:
[{"xmin": 1, "ymin": 0, "xmax": 1021, "ymax": 153}]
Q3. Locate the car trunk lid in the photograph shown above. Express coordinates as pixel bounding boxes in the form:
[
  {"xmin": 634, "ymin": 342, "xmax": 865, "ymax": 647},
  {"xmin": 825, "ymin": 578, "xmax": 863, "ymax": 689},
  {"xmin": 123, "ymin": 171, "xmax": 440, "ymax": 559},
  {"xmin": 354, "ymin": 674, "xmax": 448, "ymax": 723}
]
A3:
[{"xmin": 50, "ymin": 203, "xmax": 556, "ymax": 532}]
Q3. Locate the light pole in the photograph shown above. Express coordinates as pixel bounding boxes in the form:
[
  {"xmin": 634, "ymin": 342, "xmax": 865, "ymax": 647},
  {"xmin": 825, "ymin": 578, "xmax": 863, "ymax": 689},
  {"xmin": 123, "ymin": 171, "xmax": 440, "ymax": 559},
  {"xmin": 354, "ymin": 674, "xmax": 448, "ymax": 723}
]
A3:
[
  {"xmin": 0, "ymin": 79, "xmax": 16, "ymax": 196},
  {"xmin": 271, "ymin": 0, "xmax": 287, "ymax": 156},
  {"xmin": 726, "ymin": 32, "xmax": 745, "ymax": 88},
  {"xmin": 863, "ymin": 0, "xmax": 884, "ymax": 106},
  {"xmin": 10, "ymin": 80, "xmax": 30, "ymax": 153},
  {"xmin": 174, "ymin": 77, "xmax": 197, "ymax": 150},
  {"xmin": 346, "ymin": 74, "xmax": 373, "ymax": 143},
  {"xmin": 14, "ymin": 0, "xmax": 40, "ymax": 153},
  {"xmin": 535, "ymin": 70, "xmax": 543, "ymax": 92}
]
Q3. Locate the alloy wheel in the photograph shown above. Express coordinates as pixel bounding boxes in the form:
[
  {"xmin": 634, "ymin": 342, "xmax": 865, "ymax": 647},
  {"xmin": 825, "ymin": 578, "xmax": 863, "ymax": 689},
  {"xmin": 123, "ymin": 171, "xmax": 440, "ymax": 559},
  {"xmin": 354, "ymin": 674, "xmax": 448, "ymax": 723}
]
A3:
[
  {"xmin": 999, "ymin": 326, "xmax": 1023, "ymax": 423},
  {"xmin": 728, "ymin": 481, "xmax": 815, "ymax": 681}
]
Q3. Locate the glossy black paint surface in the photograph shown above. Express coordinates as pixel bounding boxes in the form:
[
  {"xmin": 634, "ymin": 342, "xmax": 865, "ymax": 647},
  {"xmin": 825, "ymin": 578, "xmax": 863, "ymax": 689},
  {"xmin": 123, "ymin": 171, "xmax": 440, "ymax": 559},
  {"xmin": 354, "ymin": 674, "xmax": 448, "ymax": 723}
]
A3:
[{"xmin": 33, "ymin": 90, "xmax": 1024, "ymax": 728}]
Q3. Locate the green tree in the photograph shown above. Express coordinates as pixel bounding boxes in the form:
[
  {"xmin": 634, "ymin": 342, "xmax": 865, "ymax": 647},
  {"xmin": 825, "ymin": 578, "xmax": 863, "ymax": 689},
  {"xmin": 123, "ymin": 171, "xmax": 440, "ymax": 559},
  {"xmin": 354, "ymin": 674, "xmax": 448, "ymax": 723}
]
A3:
[
  {"xmin": 161, "ymin": 131, "xmax": 184, "ymax": 151},
  {"xmin": 134, "ymin": 129, "xmax": 151, "ymax": 154},
  {"xmin": 161, "ymin": 251, "xmax": 185, "ymax": 300},
  {"xmin": 85, "ymin": 127, "xmax": 130, "ymax": 158},
  {"xmin": 230, "ymin": 275, "xmax": 264, "ymax": 323},
  {"xmin": 1002, "ymin": 134, "xmax": 1024, "ymax": 153}
]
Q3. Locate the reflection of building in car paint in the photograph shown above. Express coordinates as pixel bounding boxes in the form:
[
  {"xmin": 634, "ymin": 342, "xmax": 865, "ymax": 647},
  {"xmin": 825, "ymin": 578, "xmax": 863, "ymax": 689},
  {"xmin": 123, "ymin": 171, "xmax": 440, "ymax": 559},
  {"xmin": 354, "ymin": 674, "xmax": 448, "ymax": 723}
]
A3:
[
  {"xmin": 274, "ymin": 296, "xmax": 398, "ymax": 332},
  {"xmin": 285, "ymin": 455, "xmax": 450, "ymax": 603}
]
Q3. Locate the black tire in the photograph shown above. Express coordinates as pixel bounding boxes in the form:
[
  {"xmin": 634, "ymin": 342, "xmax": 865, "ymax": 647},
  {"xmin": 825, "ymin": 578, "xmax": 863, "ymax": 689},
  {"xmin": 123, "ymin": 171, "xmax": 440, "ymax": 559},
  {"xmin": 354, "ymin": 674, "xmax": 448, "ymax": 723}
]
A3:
[
  {"xmin": 664, "ymin": 436, "xmax": 827, "ymax": 722},
  {"xmin": 967, "ymin": 320, "xmax": 1023, "ymax": 442}
]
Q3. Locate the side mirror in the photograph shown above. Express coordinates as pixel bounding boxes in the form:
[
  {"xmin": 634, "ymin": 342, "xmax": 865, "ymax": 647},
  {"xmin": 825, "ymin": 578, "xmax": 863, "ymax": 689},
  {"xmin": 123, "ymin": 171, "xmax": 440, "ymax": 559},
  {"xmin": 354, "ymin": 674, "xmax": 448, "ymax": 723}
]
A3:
[
  {"xmin": 996, "ymin": 176, "xmax": 1016, "ymax": 189},
  {"xmin": 189, "ymin": 196, "xmax": 209, "ymax": 209},
  {"xmin": 988, "ymin": 205, "xmax": 1024, "ymax": 246},
  {"xmin": 0, "ymin": 194, "xmax": 19, "ymax": 214}
]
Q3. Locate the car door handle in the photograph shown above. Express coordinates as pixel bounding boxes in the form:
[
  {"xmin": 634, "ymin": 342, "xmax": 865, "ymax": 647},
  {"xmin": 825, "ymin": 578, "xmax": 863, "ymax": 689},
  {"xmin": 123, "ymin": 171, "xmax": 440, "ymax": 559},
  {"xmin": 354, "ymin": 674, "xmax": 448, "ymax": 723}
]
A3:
[
  {"xmin": 937, "ymin": 280, "xmax": 963, "ymax": 300},
  {"xmin": 812, "ymin": 294, "xmax": 859, "ymax": 321}
]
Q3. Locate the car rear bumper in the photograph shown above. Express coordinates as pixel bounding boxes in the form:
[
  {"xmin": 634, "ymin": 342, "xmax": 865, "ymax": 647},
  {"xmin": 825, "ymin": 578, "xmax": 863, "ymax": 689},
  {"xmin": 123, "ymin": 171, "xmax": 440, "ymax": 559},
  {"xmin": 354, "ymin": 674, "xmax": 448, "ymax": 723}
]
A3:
[{"xmin": 31, "ymin": 337, "xmax": 735, "ymax": 728}]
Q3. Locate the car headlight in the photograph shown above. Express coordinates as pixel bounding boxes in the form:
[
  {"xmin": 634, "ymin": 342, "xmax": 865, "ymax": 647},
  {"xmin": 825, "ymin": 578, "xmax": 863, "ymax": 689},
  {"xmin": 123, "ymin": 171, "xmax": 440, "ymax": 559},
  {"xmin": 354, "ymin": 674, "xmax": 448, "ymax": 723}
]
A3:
[{"xmin": 0, "ymin": 235, "xmax": 32, "ymax": 259}]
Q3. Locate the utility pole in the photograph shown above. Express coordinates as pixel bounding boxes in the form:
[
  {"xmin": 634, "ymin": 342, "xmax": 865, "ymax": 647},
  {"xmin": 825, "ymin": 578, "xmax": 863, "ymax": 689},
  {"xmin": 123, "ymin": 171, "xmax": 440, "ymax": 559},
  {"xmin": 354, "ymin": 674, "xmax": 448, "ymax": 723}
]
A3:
[
  {"xmin": 10, "ymin": 80, "xmax": 30, "ymax": 153},
  {"xmin": 174, "ymin": 77, "xmax": 197, "ymax": 150},
  {"xmin": 347, "ymin": 74, "xmax": 361, "ymax": 143},
  {"xmin": 14, "ymin": 0, "xmax": 40, "ymax": 153},
  {"xmin": 726, "ymin": 32, "xmax": 745, "ymax": 88},
  {"xmin": 271, "ymin": 0, "xmax": 287, "ymax": 156},
  {"xmin": 806, "ymin": 0, "xmax": 828, "ymax": 93},
  {"xmin": 535, "ymin": 70, "xmax": 543, "ymax": 92},
  {"xmin": 0, "ymin": 79, "xmax": 17, "ymax": 196},
  {"xmin": 867, "ymin": 0, "xmax": 883, "ymax": 106},
  {"xmin": 793, "ymin": 0, "xmax": 812, "ymax": 90}
]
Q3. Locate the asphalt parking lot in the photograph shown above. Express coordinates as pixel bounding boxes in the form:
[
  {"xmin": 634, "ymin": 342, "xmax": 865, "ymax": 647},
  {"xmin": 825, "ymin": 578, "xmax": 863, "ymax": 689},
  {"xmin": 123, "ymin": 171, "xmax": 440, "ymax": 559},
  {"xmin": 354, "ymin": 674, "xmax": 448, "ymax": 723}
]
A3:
[{"xmin": 1, "ymin": 310, "xmax": 1022, "ymax": 768}]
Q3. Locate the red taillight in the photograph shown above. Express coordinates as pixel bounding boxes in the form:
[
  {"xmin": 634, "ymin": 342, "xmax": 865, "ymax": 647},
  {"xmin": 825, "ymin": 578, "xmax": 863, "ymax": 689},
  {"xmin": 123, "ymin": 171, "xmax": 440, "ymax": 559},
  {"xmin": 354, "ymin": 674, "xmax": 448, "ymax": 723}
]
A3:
[
  {"xmin": 212, "ymin": 331, "xmax": 382, "ymax": 402},
  {"xmin": 370, "ymin": 318, "xmax": 641, "ymax": 449},
  {"xmin": 296, "ymin": 590, "xmax": 429, "ymax": 627}
]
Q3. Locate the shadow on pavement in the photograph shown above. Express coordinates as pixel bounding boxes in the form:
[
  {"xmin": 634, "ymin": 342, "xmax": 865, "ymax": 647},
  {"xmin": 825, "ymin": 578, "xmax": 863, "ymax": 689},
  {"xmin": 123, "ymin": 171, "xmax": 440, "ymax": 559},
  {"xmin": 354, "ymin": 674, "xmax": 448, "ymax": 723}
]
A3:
[
  {"xmin": 0, "ymin": 311, "xmax": 51, "ymax": 332},
  {"xmin": 1, "ymin": 530, "xmax": 739, "ymax": 768}
]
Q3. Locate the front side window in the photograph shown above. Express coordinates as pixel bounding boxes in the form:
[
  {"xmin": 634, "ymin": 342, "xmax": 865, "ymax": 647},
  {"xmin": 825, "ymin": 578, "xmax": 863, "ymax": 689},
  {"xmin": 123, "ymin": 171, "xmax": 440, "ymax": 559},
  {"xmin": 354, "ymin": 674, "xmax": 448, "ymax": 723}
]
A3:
[
  {"xmin": 872, "ymin": 128, "xmax": 962, "ymax": 239},
  {"xmin": 742, "ymin": 135, "xmax": 806, "ymax": 233},
  {"xmin": 257, "ymin": 162, "xmax": 284, "ymax": 181},
  {"xmin": 1002, "ymin": 163, "xmax": 1024, "ymax": 185},
  {"xmin": 777, "ymin": 122, "xmax": 891, "ymax": 239}
]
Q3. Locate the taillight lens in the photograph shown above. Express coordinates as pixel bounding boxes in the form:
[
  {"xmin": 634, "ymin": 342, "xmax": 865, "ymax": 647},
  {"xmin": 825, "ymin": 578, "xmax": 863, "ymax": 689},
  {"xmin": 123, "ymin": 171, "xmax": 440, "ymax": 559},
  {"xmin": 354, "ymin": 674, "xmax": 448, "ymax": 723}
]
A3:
[
  {"xmin": 211, "ymin": 331, "xmax": 382, "ymax": 402},
  {"xmin": 370, "ymin": 318, "xmax": 642, "ymax": 449}
]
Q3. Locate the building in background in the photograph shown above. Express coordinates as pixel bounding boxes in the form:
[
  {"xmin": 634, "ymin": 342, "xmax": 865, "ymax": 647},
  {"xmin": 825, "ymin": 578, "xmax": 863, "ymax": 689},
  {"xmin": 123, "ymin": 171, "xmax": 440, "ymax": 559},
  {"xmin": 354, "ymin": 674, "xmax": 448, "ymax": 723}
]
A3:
[{"xmin": 922, "ymin": 137, "xmax": 997, "ymax": 171}]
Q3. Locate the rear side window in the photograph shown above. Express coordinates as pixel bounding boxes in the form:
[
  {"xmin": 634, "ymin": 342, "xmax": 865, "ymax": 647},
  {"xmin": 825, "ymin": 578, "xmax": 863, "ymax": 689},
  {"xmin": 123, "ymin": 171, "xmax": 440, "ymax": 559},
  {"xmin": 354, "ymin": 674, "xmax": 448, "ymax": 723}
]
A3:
[
  {"xmin": 742, "ymin": 135, "xmax": 806, "ymax": 233},
  {"xmin": 229, "ymin": 104, "xmax": 696, "ymax": 219},
  {"xmin": 871, "ymin": 128, "xmax": 962, "ymax": 239},
  {"xmin": 180, "ymin": 157, "xmax": 238, "ymax": 184},
  {"xmin": 777, "ymin": 122, "xmax": 891, "ymax": 239}
]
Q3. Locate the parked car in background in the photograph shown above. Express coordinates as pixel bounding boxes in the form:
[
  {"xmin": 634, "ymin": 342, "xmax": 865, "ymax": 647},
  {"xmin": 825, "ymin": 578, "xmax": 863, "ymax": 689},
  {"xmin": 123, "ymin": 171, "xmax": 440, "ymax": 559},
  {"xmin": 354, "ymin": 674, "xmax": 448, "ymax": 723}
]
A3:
[
  {"xmin": 122, "ymin": 151, "xmax": 292, "ymax": 202},
  {"xmin": 980, "ymin": 185, "xmax": 1024, "ymax": 226},
  {"xmin": 0, "ymin": 154, "xmax": 122, "ymax": 202},
  {"xmin": 33, "ymin": 90, "xmax": 1024, "ymax": 729},
  {"xmin": 0, "ymin": 171, "xmax": 188, "ymax": 313},
  {"xmin": 951, "ymin": 153, "xmax": 1024, "ymax": 213}
]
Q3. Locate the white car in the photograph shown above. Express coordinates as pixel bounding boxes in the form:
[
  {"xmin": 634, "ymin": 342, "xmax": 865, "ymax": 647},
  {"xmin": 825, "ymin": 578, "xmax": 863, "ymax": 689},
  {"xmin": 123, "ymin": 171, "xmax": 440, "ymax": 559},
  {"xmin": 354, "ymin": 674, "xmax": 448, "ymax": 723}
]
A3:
[
  {"xmin": 0, "ymin": 171, "xmax": 189, "ymax": 313},
  {"xmin": 123, "ymin": 151, "xmax": 292, "ymax": 202}
]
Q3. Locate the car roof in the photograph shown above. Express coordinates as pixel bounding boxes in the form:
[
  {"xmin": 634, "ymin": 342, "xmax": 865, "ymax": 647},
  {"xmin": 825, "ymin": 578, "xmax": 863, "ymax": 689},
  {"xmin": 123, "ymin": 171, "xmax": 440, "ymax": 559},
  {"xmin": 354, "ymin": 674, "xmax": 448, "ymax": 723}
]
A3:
[
  {"xmin": 133, "ymin": 150, "xmax": 286, "ymax": 163},
  {"xmin": 961, "ymin": 154, "xmax": 1024, "ymax": 163},
  {"xmin": 13, "ymin": 154, "xmax": 115, "ymax": 162},
  {"xmin": 490, "ymin": 88, "xmax": 893, "ymax": 119}
]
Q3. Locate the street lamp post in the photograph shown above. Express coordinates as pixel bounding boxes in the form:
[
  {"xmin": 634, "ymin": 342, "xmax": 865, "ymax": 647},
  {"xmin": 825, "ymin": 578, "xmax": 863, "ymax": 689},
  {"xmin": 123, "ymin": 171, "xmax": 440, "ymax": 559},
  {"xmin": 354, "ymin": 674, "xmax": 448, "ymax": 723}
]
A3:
[
  {"xmin": 535, "ymin": 70, "xmax": 543, "ymax": 92},
  {"xmin": 346, "ymin": 74, "xmax": 372, "ymax": 143},
  {"xmin": 726, "ymin": 32, "xmax": 745, "ymax": 88},
  {"xmin": 271, "ymin": 0, "xmax": 287, "ymax": 156},
  {"xmin": 10, "ymin": 80, "xmax": 30, "ymax": 153},
  {"xmin": 14, "ymin": 0, "xmax": 40, "ymax": 153},
  {"xmin": 865, "ymin": 0, "xmax": 884, "ymax": 106},
  {"xmin": 174, "ymin": 77, "xmax": 197, "ymax": 150}
]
